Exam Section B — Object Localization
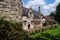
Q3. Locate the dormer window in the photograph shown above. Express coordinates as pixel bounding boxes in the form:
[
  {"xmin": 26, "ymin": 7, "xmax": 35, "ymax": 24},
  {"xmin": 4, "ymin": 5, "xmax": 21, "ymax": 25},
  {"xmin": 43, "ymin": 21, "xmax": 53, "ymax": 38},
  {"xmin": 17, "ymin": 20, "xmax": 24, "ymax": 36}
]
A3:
[{"xmin": 28, "ymin": 12, "xmax": 33, "ymax": 18}]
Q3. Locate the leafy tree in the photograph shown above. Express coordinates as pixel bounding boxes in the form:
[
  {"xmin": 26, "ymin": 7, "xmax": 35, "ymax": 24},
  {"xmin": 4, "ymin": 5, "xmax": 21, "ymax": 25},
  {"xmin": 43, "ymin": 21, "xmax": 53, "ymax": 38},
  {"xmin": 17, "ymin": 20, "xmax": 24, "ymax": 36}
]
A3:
[
  {"xmin": 54, "ymin": 3, "xmax": 60, "ymax": 23},
  {"xmin": 50, "ymin": 12, "xmax": 55, "ymax": 17}
]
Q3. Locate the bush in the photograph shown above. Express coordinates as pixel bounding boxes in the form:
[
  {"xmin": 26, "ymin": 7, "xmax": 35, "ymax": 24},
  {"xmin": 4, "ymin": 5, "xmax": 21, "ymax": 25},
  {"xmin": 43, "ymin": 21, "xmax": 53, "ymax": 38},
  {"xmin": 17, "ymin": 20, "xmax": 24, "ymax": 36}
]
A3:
[{"xmin": 0, "ymin": 17, "xmax": 28, "ymax": 40}]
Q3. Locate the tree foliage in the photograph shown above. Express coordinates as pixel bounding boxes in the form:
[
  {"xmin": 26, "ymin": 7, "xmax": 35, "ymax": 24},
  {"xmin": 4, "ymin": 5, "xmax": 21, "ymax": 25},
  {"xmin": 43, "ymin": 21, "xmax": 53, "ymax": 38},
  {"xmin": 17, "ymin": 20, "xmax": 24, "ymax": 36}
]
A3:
[
  {"xmin": 50, "ymin": 12, "xmax": 55, "ymax": 17},
  {"xmin": 0, "ymin": 17, "xmax": 28, "ymax": 40},
  {"xmin": 54, "ymin": 3, "xmax": 60, "ymax": 23}
]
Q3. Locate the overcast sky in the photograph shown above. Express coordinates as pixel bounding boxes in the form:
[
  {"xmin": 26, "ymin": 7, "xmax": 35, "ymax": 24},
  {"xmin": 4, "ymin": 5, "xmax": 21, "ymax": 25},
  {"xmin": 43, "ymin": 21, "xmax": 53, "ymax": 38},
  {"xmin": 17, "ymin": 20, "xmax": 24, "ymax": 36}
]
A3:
[{"xmin": 22, "ymin": 0, "xmax": 60, "ymax": 16}]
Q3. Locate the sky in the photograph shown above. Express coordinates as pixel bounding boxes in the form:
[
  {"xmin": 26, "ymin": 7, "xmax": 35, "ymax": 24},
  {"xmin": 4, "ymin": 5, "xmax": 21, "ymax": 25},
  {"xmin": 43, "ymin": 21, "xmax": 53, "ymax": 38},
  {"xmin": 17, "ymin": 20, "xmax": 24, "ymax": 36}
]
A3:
[{"xmin": 22, "ymin": 0, "xmax": 60, "ymax": 16}]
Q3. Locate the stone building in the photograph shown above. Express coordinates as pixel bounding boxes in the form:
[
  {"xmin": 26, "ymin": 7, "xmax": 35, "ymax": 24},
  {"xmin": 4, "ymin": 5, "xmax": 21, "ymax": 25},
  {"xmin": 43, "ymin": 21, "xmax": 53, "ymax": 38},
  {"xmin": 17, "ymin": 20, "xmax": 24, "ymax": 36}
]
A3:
[
  {"xmin": 22, "ymin": 6, "xmax": 46, "ymax": 31},
  {"xmin": 0, "ymin": 0, "xmax": 46, "ymax": 31}
]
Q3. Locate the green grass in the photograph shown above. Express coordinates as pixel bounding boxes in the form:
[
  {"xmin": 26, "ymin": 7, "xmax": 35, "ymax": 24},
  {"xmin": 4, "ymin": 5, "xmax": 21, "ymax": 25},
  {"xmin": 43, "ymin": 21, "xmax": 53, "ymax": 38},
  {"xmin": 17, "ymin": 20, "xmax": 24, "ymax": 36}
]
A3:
[
  {"xmin": 30, "ymin": 24, "xmax": 60, "ymax": 38},
  {"xmin": 44, "ymin": 24, "xmax": 60, "ymax": 36}
]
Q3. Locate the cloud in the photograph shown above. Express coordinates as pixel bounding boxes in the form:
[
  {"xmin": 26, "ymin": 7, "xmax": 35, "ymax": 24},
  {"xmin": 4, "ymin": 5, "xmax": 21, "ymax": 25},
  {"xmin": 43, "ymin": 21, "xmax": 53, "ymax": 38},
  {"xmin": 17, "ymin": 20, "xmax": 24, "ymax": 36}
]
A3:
[
  {"xmin": 23, "ymin": 0, "xmax": 60, "ymax": 16},
  {"xmin": 24, "ymin": 0, "xmax": 46, "ymax": 8}
]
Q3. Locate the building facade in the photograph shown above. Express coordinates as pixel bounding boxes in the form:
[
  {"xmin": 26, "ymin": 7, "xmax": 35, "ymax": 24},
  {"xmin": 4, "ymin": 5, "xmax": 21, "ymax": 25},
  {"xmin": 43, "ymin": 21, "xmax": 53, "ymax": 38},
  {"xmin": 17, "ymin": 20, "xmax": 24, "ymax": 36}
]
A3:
[{"xmin": 0, "ymin": 0, "xmax": 46, "ymax": 31}]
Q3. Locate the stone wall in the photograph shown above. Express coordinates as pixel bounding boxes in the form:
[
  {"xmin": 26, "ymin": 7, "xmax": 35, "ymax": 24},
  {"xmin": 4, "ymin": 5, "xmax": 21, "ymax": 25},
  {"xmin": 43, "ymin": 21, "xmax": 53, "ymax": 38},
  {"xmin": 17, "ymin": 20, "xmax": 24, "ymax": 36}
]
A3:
[{"xmin": 0, "ymin": 0, "xmax": 23, "ymax": 22}]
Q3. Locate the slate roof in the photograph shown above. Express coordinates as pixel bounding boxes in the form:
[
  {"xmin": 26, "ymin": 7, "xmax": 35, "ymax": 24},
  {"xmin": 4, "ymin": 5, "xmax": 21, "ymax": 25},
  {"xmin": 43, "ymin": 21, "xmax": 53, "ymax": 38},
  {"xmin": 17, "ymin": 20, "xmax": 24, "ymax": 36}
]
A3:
[
  {"xmin": 22, "ymin": 7, "xmax": 44, "ymax": 19},
  {"xmin": 45, "ymin": 15, "xmax": 54, "ymax": 21}
]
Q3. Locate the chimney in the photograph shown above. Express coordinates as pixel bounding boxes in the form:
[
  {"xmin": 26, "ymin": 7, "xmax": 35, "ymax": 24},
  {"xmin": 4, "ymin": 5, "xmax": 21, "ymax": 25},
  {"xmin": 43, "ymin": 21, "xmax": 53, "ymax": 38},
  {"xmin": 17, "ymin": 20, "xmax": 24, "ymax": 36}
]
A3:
[
  {"xmin": 38, "ymin": 6, "xmax": 40, "ymax": 12},
  {"xmin": 30, "ymin": 6, "xmax": 32, "ymax": 10},
  {"xmin": 38, "ymin": 6, "xmax": 42, "ymax": 17}
]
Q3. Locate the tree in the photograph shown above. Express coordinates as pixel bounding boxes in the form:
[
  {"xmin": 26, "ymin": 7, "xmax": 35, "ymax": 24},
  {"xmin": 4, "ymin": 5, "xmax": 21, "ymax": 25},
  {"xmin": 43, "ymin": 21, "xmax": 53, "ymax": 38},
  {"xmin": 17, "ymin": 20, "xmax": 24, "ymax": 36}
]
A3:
[
  {"xmin": 54, "ymin": 3, "xmax": 60, "ymax": 23},
  {"xmin": 50, "ymin": 12, "xmax": 55, "ymax": 17}
]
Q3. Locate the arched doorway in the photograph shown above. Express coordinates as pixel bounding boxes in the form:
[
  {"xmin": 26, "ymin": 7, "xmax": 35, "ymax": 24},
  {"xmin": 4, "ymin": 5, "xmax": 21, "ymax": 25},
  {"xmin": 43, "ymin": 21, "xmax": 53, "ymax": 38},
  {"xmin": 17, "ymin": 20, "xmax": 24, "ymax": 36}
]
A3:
[{"xmin": 28, "ymin": 24, "xmax": 30, "ymax": 29}]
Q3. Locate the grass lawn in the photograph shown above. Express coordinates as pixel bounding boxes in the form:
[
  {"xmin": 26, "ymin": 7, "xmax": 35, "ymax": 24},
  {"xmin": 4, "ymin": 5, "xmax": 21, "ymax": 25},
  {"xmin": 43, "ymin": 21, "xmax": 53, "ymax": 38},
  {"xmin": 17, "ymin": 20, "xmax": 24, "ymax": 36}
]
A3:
[
  {"xmin": 30, "ymin": 24, "xmax": 60, "ymax": 38},
  {"xmin": 43, "ymin": 24, "xmax": 60, "ymax": 36}
]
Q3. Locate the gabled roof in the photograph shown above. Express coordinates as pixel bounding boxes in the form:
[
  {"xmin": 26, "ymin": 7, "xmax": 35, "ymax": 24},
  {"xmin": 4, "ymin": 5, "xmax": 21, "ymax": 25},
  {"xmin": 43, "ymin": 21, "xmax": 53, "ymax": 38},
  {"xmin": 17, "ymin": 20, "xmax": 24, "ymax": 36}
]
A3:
[{"xmin": 22, "ymin": 7, "xmax": 44, "ymax": 19}]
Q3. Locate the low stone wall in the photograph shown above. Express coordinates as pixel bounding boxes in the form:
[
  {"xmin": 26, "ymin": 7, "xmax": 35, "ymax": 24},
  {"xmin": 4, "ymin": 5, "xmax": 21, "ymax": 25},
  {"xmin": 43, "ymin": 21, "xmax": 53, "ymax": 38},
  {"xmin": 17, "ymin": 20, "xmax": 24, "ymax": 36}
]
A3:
[
  {"xmin": 27, "ymin": 24, "xmax": 57, "ymax": 33},
  {"xmin": 43, "ymin": 25, "xmax": 52, "ymax": 29}
]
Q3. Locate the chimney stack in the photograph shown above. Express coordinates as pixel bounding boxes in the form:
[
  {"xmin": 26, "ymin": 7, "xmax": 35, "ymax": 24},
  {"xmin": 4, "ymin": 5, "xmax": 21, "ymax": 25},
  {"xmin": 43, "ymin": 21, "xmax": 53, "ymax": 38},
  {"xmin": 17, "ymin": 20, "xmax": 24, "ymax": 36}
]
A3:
[
  {"xmin": 38, "ymin": 6, "xmax": 40, "ymax": 12},
  {"xmin": 38, "ymin": 6, "xmax": 42, "ymax": 17}
]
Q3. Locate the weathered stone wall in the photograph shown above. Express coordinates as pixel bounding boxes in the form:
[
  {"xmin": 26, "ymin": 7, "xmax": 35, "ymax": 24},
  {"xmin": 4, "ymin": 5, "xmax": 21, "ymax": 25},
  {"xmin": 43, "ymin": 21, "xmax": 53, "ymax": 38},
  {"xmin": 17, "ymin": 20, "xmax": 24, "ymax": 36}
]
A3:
[{"xmin": 0, "ymin": 0, "xmax": 23, "ymax": 22}]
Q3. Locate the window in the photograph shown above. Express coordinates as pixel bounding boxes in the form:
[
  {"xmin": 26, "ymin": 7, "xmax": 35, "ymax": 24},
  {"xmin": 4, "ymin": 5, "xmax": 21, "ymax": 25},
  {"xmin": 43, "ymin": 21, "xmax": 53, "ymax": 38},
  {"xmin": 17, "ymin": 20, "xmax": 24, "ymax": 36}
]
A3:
[
  {"xmin": 28, "ymin": 13, "xmax": 32, "ymax": 18},
  {"xmin": 24, "ymin": 21, "xmax": 27, "ymax": 25},
  {"xmin": 16, "ymin": 16, "xmax": 18, "ymax": 18}
]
